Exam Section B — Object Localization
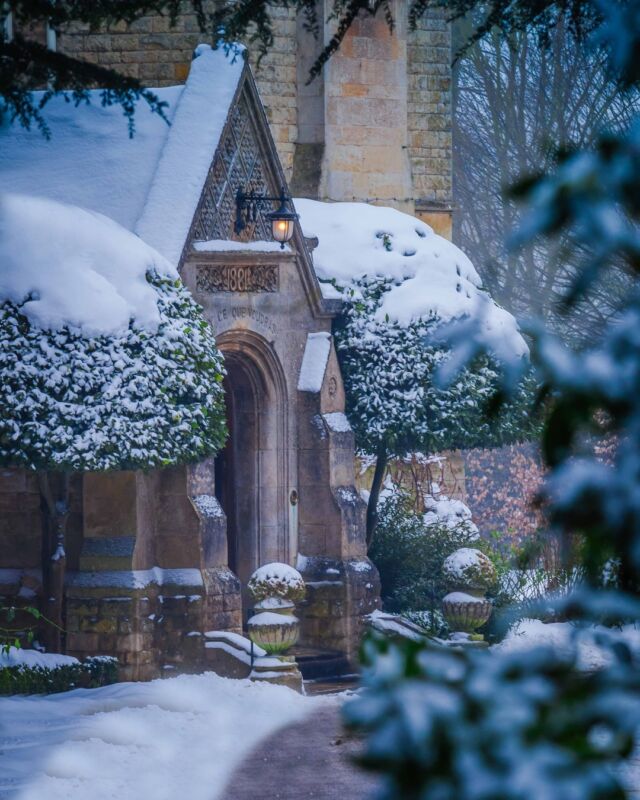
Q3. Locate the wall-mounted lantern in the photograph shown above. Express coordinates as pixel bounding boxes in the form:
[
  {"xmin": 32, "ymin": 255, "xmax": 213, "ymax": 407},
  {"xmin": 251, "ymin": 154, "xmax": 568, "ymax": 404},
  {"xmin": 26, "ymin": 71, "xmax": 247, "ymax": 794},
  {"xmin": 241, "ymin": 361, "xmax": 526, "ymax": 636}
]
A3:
[{"xmin": 235, "ymin": 186, "xmax": 299, "ymax": 249}]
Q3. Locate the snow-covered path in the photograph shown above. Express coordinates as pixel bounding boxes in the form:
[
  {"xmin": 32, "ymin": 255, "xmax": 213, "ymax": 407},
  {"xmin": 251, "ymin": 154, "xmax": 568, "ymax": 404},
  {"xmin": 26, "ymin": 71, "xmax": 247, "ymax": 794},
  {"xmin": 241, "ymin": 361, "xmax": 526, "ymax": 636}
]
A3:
[{"xmin": 0, "ymin": 672, "xmax": 325, "ymax": 800}]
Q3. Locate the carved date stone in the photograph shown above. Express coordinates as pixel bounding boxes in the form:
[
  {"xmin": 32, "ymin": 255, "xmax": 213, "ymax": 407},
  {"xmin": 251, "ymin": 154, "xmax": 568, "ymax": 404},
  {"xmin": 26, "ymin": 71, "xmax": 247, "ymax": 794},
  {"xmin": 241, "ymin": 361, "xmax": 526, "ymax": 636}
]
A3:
[{"xmin": 196, "ymin": 263, "xmax": 279, "ymax": 293}]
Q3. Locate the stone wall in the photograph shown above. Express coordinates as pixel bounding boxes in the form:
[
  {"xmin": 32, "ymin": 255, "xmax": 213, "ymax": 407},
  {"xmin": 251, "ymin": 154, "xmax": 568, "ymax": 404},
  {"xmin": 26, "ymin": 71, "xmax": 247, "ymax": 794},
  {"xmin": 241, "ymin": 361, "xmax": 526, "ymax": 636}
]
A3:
[
  {"xmin": 249, "ymin": 7, "xmax": 299, "ymax": 179},
  {"xmin": 65, "ymin": 567, "xmax": 241, "ymax": 681},
  {"xmin": 54, "ymin": 4, "xmax": 453, "ymax": 222},
  {"xmin": 297, "ymin": 555, "xmax": 380, "ymax": 664},
  {"xmin": 408, "ymin": 7, "xmax": 453, "ymax": 238},
  {"xmin": 357, "ymin": 443, "xmax": 547, "ymax": 546},
  {"xmin": 57, "ymin": 12, "xmax": 205, "ymax": 85}
]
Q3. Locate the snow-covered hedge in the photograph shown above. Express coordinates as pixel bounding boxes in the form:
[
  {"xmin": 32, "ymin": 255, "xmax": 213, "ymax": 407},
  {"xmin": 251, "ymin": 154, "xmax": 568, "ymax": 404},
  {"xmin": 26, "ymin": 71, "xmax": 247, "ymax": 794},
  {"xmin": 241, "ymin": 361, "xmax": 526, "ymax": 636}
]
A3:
[
  {"xmin": 0, "ymin": 194, "xmax": 226, "ymax": 471},
  {"xmin": 0, "ymin": 274, "xmax": 226, "ymax": 470},
  {"xmin": 334, "ymin": 278, "xmax": 537, "ymax": 457},
  {"xmin": 0, "ymin": 652, "xmax": 118, "ymax": 695},
  {"xmin": 296, "ymin": 198, "xmax": 526, "ymax": 361}
]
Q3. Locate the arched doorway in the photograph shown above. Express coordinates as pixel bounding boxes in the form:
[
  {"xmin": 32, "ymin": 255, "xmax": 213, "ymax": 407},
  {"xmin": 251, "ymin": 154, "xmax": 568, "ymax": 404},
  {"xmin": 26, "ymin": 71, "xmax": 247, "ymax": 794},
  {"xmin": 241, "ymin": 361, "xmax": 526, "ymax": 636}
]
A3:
[{"xmin": 214, "ymin": 332, "xmax": 289, "ymax": 616}]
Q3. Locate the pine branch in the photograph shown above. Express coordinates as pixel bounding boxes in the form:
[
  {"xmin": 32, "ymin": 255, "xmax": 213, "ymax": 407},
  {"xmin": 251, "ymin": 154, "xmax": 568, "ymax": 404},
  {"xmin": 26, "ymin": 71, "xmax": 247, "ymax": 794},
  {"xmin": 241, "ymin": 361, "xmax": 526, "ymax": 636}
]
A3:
[
  {"xmin": 0, "ymin": 35, "xmax": 169, "ymax": 136},
  {"xmin": 0, "ymin": 0, "xmax": 630, "ymax": 137}
]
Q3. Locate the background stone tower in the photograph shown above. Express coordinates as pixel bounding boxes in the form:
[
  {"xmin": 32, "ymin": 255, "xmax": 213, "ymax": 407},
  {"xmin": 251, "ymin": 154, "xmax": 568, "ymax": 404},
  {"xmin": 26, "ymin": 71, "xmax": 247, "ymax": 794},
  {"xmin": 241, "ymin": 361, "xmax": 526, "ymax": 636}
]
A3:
[{"xmin": 56, "ymin": 3, "xmax": 452, "ymax": 236}]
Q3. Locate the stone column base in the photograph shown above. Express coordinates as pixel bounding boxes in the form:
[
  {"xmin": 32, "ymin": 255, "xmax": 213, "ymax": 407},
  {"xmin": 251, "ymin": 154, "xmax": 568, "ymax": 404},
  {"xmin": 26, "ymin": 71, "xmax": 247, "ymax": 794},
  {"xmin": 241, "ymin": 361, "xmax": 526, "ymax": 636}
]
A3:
[
  {"xmin": 296, "ymin": 555, "xmax": 381, "ymax": 667},
  {"xmin": 250, "ymin": 655, "xmax": 305, "ymax": 694}
]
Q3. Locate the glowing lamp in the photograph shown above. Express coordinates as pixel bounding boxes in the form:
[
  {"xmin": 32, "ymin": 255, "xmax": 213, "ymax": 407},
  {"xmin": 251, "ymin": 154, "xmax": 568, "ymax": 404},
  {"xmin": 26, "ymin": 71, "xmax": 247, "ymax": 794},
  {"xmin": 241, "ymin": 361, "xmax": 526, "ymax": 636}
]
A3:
[{"xmin": 235, "ymin": 186, "xmax": 298, "ymax": 249}]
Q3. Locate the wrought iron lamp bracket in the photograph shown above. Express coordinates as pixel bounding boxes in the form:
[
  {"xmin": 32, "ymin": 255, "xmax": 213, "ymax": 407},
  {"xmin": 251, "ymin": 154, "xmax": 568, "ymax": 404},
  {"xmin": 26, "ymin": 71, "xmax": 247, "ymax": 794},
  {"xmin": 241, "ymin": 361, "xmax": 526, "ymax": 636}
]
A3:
[{"xmin": 234, "ymin": 186, "xmax": 295, "ymax": 236}]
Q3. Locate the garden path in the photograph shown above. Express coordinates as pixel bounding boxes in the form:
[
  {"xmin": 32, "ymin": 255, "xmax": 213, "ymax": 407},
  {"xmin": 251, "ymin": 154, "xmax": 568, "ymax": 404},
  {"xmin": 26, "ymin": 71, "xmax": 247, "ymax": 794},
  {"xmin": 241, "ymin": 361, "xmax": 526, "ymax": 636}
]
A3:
[{"xmin": 218, "ymin": 700, "xmax": 378, "ymax": 799}]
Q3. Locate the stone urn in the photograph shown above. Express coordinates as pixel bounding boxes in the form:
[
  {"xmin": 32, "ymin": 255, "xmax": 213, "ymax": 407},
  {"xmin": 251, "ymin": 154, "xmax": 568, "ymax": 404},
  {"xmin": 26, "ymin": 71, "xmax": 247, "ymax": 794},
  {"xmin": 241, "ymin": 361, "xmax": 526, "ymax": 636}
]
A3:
[
  {"xmin": 246, "ymin": 563, "xmax": 306, "ymax": 655},
  {"xmin": 441, "ymin": 548, "xmax": 497, "ymax": 637}
]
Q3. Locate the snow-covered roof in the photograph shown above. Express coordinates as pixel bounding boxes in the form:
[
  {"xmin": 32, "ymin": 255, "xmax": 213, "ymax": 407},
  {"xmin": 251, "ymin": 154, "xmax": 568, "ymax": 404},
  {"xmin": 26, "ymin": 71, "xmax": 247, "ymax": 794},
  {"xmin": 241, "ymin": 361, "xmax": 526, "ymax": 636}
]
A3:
[
  {"xmin": 135, "ymin": 45, "xmax": 244, "ymax": 264},
  {"xmin": 0, "ymin": 45, "xmax": 244, "ymax": 265},
  {"xmin": 295, "ymin": 199, "xmax": 527, "ymax": 359},
  {"xmin": 0, "ymin": 193, "xmax": 176, "ymax": 335}
]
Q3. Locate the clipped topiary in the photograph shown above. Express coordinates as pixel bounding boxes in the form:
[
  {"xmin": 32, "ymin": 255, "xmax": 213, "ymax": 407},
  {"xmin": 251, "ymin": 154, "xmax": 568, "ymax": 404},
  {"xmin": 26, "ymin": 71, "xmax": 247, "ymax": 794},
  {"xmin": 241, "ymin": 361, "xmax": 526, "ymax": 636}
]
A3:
[
  {"xmin": 443, "ymin": 548, "xmax": 497, "ymax": 593},
  {"xmin": 247, "ymin": 563, "xmax": 306, "ymax": 604}
]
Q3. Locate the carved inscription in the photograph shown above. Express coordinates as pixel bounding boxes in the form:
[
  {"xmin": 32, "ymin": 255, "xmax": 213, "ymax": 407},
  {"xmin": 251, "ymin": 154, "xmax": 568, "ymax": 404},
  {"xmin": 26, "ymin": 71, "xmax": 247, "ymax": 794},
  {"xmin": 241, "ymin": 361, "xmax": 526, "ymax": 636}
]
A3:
[
  {"xmin": 215, "ymin": 307, "xmax": 277, "ymax": 336},
  {"xmin": 196, "ymin": 263, "xmax": 278, "ymax": 293}
]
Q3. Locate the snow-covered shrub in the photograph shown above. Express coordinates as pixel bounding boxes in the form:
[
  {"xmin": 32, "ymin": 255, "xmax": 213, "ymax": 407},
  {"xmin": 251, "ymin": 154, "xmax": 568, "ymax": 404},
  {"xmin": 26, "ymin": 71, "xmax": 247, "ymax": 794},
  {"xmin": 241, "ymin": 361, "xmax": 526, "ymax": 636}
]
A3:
[
  {"xmin": 0, "ymin": 196, "xmax": 227, "ymax": 471},
  {"xmin": 334, "ymin": 277, "xmax": 540, "ymax": 543},
  {"xmin": 0, "ymin": 194, "xmax": 227, "ymax": 471},
  {"xmin": 369, "ymin": 492, "xmax": 485, "ymax": 635},
  {"xmin": 335, "ymin": 277, "xmax": 534, "ymax": 458},
  {"xmin": 424, "ymin": 490, "xmax": 479, "ymax": 538},
  {"xmin": 443, "ymin": 548, "xmax": 497, "ymax": 592},
  {"xmin": 345, "ymin": 633, "xmax": 640, "ymax": 800},
  {"xmin": 0, "ymin": 273, "xmax": 227, "ymax": 471},
  {"xmin": 247, "ymin": 563, "xmax": 306, "ymax": 604}
]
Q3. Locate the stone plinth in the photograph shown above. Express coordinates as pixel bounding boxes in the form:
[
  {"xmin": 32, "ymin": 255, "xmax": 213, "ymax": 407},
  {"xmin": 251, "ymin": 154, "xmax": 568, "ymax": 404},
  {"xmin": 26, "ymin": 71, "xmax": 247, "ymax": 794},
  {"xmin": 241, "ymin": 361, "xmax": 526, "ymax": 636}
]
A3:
[{"xmin": 297, "ymin": 555, "xmax": 380, "ymax": 666}]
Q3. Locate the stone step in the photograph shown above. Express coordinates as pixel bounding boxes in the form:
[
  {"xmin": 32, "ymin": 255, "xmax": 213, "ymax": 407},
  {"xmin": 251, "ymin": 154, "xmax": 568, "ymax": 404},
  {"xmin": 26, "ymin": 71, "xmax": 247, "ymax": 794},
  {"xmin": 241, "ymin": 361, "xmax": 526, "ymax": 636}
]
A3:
[
  {"xmin": 289, "ymin": 646, "xmax": 352, "ymax": 681},
  {"xmin": 203, "ymin": 630, "xmax": 265, "ymax": 678}
]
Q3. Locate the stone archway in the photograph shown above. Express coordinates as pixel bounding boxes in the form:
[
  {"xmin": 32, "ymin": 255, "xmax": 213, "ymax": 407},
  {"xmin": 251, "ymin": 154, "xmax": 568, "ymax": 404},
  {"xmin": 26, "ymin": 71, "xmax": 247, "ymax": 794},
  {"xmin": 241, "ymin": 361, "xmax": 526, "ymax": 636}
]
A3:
[{"xmin": 214, "ymin": 331, "xmax": 290, "ymax": 614}]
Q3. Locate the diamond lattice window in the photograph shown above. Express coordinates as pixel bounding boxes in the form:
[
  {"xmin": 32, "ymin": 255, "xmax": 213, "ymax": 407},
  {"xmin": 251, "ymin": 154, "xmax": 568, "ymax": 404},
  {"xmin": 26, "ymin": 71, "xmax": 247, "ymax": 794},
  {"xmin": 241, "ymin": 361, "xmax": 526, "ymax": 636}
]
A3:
[{"xmin": 191, "ymin": 89, "xmax": 273, "ymax": 244}]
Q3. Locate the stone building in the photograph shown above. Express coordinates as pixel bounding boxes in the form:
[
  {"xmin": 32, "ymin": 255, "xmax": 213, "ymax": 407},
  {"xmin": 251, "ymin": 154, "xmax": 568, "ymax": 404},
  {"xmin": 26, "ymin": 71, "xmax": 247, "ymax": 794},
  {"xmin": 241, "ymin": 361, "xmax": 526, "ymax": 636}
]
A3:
[
  {"xmin": 10, "ymin": 1, "xmax": 453, "ymax": 237},
  {"xmin": 0, "ymin": 47, "xmax": 380, "ymax": 680}
]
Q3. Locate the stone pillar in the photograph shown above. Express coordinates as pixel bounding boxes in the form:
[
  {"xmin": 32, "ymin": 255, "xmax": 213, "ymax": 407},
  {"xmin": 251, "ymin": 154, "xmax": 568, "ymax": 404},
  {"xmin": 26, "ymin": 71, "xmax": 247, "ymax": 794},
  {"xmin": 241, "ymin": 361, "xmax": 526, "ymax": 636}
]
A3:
[
  {"xmin": 296, "ymin": 338, "xmax": 380, "ymax": 663},
  {"xmin": 319, "ymin": 1, "xmax": 413, "ymax": 211},
  {"xmin": 408, "ymin": 8, "xmax": 453, "ymax": 238}
]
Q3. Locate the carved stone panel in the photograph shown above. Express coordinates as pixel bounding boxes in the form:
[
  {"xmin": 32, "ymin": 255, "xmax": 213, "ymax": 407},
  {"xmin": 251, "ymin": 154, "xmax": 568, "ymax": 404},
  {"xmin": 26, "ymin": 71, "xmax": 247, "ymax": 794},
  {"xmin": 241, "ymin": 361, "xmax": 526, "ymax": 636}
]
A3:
[{"xmin": 196, "ymin": 263, "xmax": 279, "ymax": 293}]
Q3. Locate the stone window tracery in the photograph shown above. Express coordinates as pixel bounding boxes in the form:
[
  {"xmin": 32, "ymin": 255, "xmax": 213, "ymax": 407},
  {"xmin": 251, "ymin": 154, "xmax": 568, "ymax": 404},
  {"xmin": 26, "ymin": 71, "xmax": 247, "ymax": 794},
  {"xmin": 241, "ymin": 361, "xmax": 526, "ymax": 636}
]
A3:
[{"xmin": 191, "ymin": 89, "xmax": 273, "ymax": 244}]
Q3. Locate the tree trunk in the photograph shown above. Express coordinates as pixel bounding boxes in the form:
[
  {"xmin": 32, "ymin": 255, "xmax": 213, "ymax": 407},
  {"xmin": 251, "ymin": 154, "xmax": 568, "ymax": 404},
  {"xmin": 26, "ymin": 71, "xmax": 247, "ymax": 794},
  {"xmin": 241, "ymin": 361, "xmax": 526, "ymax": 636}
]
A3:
[
  {"xmin": 366, "ymin": 444, "xmax": 388, "ymax": 550},
  {"xmin": 37, "ymin": 471, "xmax": 70, "ymax": 652}
]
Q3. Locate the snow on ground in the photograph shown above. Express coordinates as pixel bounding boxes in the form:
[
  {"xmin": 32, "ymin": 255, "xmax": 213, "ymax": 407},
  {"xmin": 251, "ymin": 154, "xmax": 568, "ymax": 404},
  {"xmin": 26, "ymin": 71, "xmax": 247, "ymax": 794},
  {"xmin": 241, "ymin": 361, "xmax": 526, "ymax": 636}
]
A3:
[
  {"xmin": 495, "ymin": 618, "xmax": 640, "ymax": 671},
  {"xmin": 0, "ymin": 672, "xmax": 326, "ymax": 800},
  {"xmin": 295, "ymin": 198, "xmax": 527, "ymax": 360},
  {"xmin": 0, "ymin": 193, "xmax": 175, "ymax": 336}
]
